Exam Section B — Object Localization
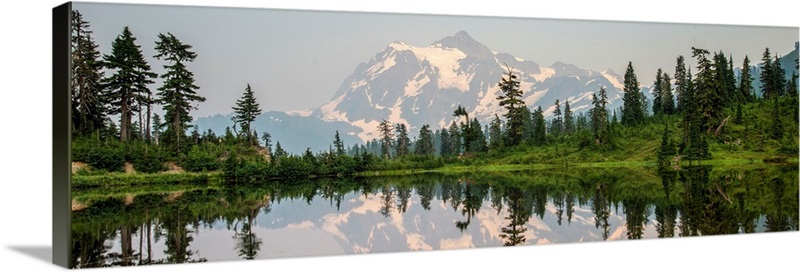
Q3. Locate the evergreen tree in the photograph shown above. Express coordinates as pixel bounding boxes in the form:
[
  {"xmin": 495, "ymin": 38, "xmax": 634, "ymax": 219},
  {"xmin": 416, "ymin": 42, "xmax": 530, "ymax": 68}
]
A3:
[
  {"xmin": 415, "ymin": 124, "xmax": 435, "ymax": 156},
  {"xmin": 496, "ymin": 66, "xmax": 525, "ymax": 146},
  {"xmin": 787, "ymin": 73, "xmax": 799, "ymax": 122},
  {"xmin": 575, "ymin": 112, "xmax": 588, "ymax": 132},
  {"xmin": 224, "ymin": 126, "xmax": 236, "ymax": 144},
  {"xmin": 675, "ymin": 56, "xmax": 688, "ymax": 113},
  {"xmin": 652, "ymin": 68, "xmax": 664, "ymax": 115},
  {"xmin": 661, "ymin": 73, "xmax": 675, "ymax": 114},
  {"xmin": 333, "ymin": 130, "xmax": 345, "ymax": 156},
  {"xmin": 532, "ymin": 106, "xmax": 547, "ymax": 145},
  {"xmin": 467, "ymin": 118, "xmax": 487, "ymax": 153},
  {"xmin": 657, "ymin": 123, "xmax": 674, "ymax": 163},
  {"xmin": 448, "ymin": 121, "xmax": 462, "ymax": 155},
  {"xmin": 154, "ymin": 32, "xmax": 205, "ymax": 152},
  {"xmin": 771, "ymin": 94, "xmax": 783, "ymax": 140},
  {"xmin": 273, "ymin": 141, "xmax": 286, "ymax": 164},
  {"xmin": 622, "ymin": 62, "xmax": 644, "ymax": 126},
  {"xmin": 394, "ymin": 123, "xmax": 411, "ymax": 157},
  {"xmin": 591, "ymin": 87, "xmax": 610, "ymax": 146},
  {"xmin": 378, "ymin": 120, "xmax": 393, "ymax": 159},
  {"xmin": 439, "ymin": 128, "xmax": 451, "ymax": 157},
  {"xmin": 520, "ymin": 106, "xmax": 534, "ymax": 143},
  {"xmin": 739, "ymin": 56, "xmax": 753, "ymax": 103},
  {"xmin": 489, "ymin": 114, "xmax": 505, "ymax": 150},
  {"xmin": 563, "ymin": 100, "xmax": 574, "ymax": 135},
  {"xmin": 551, "ymin": 99, "xmax": 563, "ymax": 136},
  {"xmin": 71, "ymin": 10, "xmax": 106, "ymax": 136},
  {"xmin": 261, "ymin": 132, "xmax": 272, "ymax": 154},
  {"xmin": 713, "ymin": 52, "xmax": 735, "ymax": 106},
  {"xmin": 231, "ymin": 83, "xmax": 262, "ymax": 143},
  {"xmin": 683, "ymin": 49, "xmax": 711, "ymax": 160},
  {"xmin": 760, "ymin": 48, "xmax": 776, "ymax": 99},
  {"xmin": 102, "ymin": 26, "xmax": 156, "ymax": 142},
  {"xmin": 772, "ymin": 56, "xmax": 787, "ymax": 98},
  {"xmin": 693, "ymin": 47, "xmax": 724, "ymax": 132}
]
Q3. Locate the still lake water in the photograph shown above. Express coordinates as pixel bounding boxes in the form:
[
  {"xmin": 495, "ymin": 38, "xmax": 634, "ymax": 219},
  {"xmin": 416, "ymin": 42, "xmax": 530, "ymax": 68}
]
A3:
[{"xmin": 70, "ymin": 165, "xmax": 798, "ymax": 268}]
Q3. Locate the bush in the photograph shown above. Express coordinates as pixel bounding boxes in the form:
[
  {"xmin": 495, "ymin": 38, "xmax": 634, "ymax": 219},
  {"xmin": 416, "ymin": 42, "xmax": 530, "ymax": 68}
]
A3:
[
  {"xmin": 182, "ymin": 145, "xmax": 220, "ymax": 172},
  {"xmin": 72, "ymin": 138, "xmax": 126, "ymax": 172}
]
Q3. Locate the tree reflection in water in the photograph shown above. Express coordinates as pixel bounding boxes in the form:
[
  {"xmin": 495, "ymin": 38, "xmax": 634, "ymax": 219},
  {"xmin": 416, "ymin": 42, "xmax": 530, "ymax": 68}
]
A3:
[{"xmin": 70, "ymin": 165, "xmax": 798, "ymax": 267}]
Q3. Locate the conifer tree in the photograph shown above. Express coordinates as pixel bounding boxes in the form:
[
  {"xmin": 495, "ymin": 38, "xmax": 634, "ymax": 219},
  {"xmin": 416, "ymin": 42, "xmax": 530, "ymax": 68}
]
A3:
[
  {"xmin": 661, "ymin": 73, "xmax": 675, "ymax": 114},
  {"xmin": 415, "ymin": 124, "xmax": 435, "ymax": 156},
  {"xmin": 102, "ymin": 26, "xmax": 156, "ymax": 142},
  {"xmin": 591, "ymin": 87, "xmax": 609, "ymax": 146},
  {"xmin": 657, "ymin": 123, "xmax": 674, "ymax": 163},
  {"xmin": 261, "ymin": 132, "xmax": 272, "ymax": 154},
  {"xmin": 551, "ymin": 99, "xmax": 563, "ymax": 136},
  {"xmin": 674, "ymin": 56, "xmax": 688, "ymax": 113},
  {"xmin": 489, "ymin": 114, "xmax": 505, "ymax": 150},
  {"xmin": 739, "ymin": 56, "xmax": 754, "ymax": 102},
  {"xmin": 378, "ymin": 120, "xmax": 393, "ymax": 159},
  {"xmin": 439, "ymin": 128, "xmax": 451, "ymax": 157},
  {"xmin": 532, "ymin": 106, "xmax": 547, "ymax": 145},
  {"xmin": 496, "ymin": 66, "xmax": 525, "ymax": 146},
  {"xmin": 760, "ymin": 48, "xmax": 776, "ymax": 99},
  {"xmin": 467, "ymin": 118, "xmax": 487, "ymax": 153},
  {"xmin": 394, "ymin": 123, "xmax": 411, "ymax": 157},
  {"xmin": 333, "ymin": 130, "xmax": 345, "ymax": 156},
  {"xmin": 71, "ymin": 10, "xmax": 106, "ymax": 136},
  {"xmin": 448, "ymin": 121, "xmax": 462, "ymax": 155},
  {"xmin": 693, "ymin": 47, "xmax": 722, "ymax": 132},
  {"xmin": 563, "ymin": 100, "xmax": 574, "ymax": 135},
  {"xmin": 154, "ymin": 32, "xmax": 205, "ymax": 152},
  {"xmin": 622, "ymin": 62, "xmax": 644, "ymax": 126},
  {"xmin": 771, "ymin": 94, "xmax": 783, "ymax": 140},
  {"xmin": 652, "ymin": 68, "xmax": 664, "ymax": 115},
  {"xmin": 232, "ymin": 83, "xmax": 262, "ymax": 143}
]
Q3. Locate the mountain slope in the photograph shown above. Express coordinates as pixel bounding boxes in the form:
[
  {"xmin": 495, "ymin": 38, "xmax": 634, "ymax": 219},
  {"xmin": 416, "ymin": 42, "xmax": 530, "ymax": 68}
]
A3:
[{"xmin": 315, "ymin": 31, "xmax": 625, "ymax": 141}]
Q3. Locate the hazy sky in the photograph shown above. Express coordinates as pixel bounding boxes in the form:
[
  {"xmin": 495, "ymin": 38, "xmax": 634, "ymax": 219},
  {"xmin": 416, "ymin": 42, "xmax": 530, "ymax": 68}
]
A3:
[{"xmin": 75, "ymin": 2, "xmax": 798, "ymax": 118}]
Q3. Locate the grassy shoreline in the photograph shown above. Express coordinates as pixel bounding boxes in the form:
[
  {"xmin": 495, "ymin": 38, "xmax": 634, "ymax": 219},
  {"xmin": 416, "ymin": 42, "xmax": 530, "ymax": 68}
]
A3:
[{"xmin": 72, "ymin": 155, "xmax": 797, "ymax": 188}]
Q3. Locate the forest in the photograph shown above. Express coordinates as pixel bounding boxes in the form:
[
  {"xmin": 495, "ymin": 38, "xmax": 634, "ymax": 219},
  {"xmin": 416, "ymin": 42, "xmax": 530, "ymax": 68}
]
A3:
[{"xmin": 69, "ymin": 10, "xmax": 799, "ymax": 185}]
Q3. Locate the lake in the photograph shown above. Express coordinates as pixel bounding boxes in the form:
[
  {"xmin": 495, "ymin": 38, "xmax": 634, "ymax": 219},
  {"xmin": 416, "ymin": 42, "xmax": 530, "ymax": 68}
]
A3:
[{"xmin": 69, "ymin": 164, "xmax": 799, "ymax": 268}]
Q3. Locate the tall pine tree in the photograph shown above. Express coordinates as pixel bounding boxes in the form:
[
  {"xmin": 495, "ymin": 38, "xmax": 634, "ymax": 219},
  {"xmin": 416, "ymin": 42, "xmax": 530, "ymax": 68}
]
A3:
[
  {"xmin": 378, "ymin": 120, "xmax": 393, "ymax": 159},
  {"xmin": 102, "ymin": 26, "xmax": 156, "ymax": 142},
  {"xmin": 496, "ymin": 66, "xmax": 525, "ymax": 146},
  {"xmin": 415, "ymin": 124, "xmax": 435, "ymax": 157},
  {"xmin": 661, "ymin": 73, "xmax": 675, "ymax": 114},
  {"xmin": 154, "ymin": 32, "xmax": 205, "ymax": 152},
  {"xmin": 674, "ymin": 56, "xmax": 688, "ymax": 113},
  {"xmin": 652, "ymin": 68, "xmax": 664, "ymax": 115},
  {"xmin": 232, "ymin": 83, "xmax": 262, "ymax": 144},
  {"xmin": 71, "ymin": 10, "xmax": 106, "ymax": 136},
  {"xmin": 563, "ymin": 100, "xmax": 574, "ymax": 135},
  {"xmin": 739, "ymin": 56, "xmax": 753, "ymax": 102},
  {"xmin": 622, "ymin": 62, "xmax": 644, "ymax": 126}
]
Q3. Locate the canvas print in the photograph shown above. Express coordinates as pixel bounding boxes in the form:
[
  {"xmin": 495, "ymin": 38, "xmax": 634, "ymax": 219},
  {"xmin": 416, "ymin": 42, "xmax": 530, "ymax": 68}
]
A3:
[{"xmin": 58, "ymin": 1, "xmax": 799, "ymax": 268}]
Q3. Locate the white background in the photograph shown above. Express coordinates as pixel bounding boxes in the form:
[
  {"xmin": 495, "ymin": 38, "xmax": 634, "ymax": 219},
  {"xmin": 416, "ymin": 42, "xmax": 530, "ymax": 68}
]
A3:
[{"xmin": 0, "ymin": 0, "xmax": 798, "ymax": 271}]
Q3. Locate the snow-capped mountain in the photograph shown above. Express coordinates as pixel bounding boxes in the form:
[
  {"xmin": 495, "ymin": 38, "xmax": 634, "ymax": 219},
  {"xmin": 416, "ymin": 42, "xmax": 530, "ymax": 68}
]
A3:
[{"xmin": 315, "ymin": 31, "xmax": 626, "ymax": 141}]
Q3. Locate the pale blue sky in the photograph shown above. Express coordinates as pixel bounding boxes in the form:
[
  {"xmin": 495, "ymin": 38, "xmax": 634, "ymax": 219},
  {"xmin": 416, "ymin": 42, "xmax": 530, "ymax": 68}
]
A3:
[{"xmin": 74, "ymin": 2, "xmax": 798, "ymax": 117}]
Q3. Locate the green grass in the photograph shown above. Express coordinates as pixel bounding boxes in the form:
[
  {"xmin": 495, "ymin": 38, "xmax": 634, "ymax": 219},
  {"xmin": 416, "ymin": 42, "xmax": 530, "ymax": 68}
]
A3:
[{"xmin": 72, "ymin": 171, "xmax": 224, "ymax": 188}]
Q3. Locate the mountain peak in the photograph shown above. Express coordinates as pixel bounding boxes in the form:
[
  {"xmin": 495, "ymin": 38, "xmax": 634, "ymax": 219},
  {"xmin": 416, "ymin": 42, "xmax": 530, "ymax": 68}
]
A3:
[{"xmin": 433, "ymin": 31, "xmax": 494, "ymax": 59}]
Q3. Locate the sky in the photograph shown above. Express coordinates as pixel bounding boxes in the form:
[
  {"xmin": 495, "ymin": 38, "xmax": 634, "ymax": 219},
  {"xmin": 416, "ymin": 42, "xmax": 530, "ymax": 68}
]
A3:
[
  {"xmin": 74, "ymin": 2, "xmax": 798, "ymax": 118},
  {"xmin": 1, "ymin": 1, "xmax": 800, "ymax": 272}
]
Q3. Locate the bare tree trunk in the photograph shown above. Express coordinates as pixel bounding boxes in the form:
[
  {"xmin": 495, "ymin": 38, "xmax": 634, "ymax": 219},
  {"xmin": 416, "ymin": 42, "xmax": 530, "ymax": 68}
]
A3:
[
  {"xmin": 120, "ymin": 95, "xmax": 130, "ymax": 142},
  {"xmin": 138, "ymin": 100, "xmax": 144, "ymax": 140},
  {"xmin": 145, "ymin": 94, "xmax": 152, "ymax": 142}
]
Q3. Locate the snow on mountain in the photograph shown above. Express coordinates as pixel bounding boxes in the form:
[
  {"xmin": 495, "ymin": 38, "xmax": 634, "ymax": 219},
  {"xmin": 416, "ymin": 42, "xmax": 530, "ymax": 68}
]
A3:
[{"xmin": 315, "ymin": 31, "xmax": 627, "ymax": 142}]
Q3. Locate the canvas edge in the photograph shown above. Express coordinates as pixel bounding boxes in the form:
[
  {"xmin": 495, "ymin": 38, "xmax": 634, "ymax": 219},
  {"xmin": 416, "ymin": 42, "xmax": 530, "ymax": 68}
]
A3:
[{"xmin": 52, "ymin": 1, "xmax": 72, "ymax": 268}]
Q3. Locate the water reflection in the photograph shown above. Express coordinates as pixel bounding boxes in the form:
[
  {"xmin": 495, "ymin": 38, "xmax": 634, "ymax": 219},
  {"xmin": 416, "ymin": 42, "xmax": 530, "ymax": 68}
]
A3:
[{"xmin": 70, "ymin": 165, "xmax": 799, "ymax": 268}]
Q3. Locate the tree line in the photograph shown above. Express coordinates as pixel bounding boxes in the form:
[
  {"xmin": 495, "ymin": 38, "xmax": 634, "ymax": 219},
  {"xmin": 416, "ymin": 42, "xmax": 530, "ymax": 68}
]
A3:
[{"xmin": 72, "ymin": 8, "xmax": 798, "ymax": 179}]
